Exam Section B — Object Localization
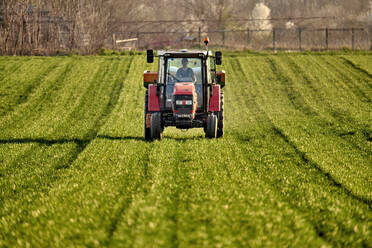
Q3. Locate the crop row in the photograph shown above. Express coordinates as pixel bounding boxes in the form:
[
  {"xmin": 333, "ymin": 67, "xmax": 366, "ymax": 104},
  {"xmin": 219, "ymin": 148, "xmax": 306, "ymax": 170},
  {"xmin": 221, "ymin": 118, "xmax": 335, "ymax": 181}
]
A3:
[{"xmin": 0, "ymin": 53, "xmax": 371, "ymax": 247}]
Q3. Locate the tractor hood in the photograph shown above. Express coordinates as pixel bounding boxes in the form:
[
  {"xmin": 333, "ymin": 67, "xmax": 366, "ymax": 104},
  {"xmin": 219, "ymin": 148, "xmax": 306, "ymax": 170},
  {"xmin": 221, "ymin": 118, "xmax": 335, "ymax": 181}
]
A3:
[
  {"xmin": 172, "ymin": 82, "xmax": 198, "ymax": 123},
  {"xmin": 173, "ymin": 83, "xmax": 195, "ymax": 95}
]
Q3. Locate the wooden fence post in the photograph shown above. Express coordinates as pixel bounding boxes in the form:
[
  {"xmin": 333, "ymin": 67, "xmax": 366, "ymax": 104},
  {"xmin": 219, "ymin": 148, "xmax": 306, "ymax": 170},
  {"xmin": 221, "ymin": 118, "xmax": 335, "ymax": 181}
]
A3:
[
  {"xmin": 112, "ymin": 33, "xmax": 116, "ymax": 50},
  {"xmin": 325, "ymin": 28, "xmax": 329, "ymax": 50},
  {"xmin": 137, "ymin": 32, "xmax": 140, "ymax": 49},
  {"xmin": 198, "ymin": 27, "xmax": 201, "ymax": 49},
  {"xmin": 247, "ymin": 29, "xmax": 250, "ymax": 46},
  {"xmin": 298, "ymin": 27, "xmax": 302, "ymax": 51},
  {"xmin": 352, "ymin": 28, "xmax": 355, "ymax": 50},
  {"xmin": 273, "ymin": 28, "xmax": 276, "ymax": 51},
  {"xmin": 370, "ymin": 27, "xmax": 372, "ymax": 50}
]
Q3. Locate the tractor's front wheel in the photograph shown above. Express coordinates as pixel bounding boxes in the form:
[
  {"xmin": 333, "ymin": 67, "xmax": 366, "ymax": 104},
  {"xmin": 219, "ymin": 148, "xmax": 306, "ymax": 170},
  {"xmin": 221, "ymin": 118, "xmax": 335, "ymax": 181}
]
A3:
[
  {"xmin": 205, "ymin": 114, "xmax": 218, "ymax": 139},
  {"xmin": 150, "ymin": 112, "xmax": 163, "ymax": 141}
]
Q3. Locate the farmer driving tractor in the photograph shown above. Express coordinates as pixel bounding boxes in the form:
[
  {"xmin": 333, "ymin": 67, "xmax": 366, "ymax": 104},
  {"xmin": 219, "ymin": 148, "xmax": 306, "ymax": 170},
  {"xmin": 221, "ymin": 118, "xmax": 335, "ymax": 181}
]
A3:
[{"xmin": 176, "ymin": 58, "xmax": 196, "ymax": 83}]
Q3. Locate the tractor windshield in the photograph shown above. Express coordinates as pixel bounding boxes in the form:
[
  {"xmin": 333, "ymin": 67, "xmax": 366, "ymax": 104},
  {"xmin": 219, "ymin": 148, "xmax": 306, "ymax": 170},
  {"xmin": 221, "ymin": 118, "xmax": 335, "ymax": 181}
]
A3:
[
  {"xmin": 164, "ymin": 57, "xmax": 204, "ymax": 111},
  {"xmin": 165, "ymin": 58, "xmax": 202, "ymax": 84}
]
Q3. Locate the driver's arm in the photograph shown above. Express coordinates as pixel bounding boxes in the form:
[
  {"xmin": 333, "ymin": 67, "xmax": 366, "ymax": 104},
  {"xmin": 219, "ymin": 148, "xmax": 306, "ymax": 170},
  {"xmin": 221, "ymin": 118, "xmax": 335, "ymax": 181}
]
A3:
[{"xmin": 189, "ymin": 68, "xmax": 196, "ymax": 83}]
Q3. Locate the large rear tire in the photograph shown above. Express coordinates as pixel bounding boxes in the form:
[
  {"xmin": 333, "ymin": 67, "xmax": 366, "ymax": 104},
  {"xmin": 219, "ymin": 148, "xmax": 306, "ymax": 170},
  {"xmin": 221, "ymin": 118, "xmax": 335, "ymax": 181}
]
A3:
[
  {"xmin": 150, "ymin": 112, "xmax": 163, "ymax": 141},
  {"xmin": 205, "ymin": 114, "xmax": 218, "ymax": 139},
  {"xmin": 144, "ymin": 93, "xmax": 151, "ymax": 141},
  {"xmin": 217, "ymin": 93, "xmax": 224, "ymax": 138}
]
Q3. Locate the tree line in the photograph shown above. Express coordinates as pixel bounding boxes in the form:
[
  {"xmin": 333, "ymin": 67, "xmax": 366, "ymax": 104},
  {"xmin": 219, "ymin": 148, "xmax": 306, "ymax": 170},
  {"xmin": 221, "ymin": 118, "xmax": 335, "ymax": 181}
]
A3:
[{"xmin": 0, "ymin": 0, "xmax": 371, "ymax": 55}]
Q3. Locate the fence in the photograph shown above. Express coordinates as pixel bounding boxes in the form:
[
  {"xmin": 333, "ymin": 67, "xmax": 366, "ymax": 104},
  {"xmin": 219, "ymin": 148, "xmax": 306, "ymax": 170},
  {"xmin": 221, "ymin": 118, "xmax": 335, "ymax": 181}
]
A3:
[{"xmin": 114, "ymin": 27, "xmax": 372, "ymax": 51}]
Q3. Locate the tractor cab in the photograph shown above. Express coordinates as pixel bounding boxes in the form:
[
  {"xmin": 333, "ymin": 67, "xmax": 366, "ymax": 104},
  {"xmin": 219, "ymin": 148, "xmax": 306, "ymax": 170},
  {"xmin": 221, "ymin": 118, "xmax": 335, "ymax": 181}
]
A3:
[
  {"xmin": 161, "ymin": 52, "xmax": 206, "ymax": 112},
  {"xmin": 144, "ymin": 46, "xmax": 225, "ymax": 141}
]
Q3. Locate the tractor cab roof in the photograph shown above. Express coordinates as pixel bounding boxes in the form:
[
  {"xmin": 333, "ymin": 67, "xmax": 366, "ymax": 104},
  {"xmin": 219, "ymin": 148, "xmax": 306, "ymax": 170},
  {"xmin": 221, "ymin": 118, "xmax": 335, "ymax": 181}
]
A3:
[{"xmin": 157, "ymin": 49, "xmax": 212, "ymax": 58}]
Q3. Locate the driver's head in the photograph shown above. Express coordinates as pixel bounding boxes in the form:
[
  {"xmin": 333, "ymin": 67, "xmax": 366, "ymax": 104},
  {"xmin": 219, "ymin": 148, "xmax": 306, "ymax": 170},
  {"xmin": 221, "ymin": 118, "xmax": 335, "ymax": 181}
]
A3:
[{"xmin": 182, "ymin": 58, "xmax": 188, "ymax": 67}]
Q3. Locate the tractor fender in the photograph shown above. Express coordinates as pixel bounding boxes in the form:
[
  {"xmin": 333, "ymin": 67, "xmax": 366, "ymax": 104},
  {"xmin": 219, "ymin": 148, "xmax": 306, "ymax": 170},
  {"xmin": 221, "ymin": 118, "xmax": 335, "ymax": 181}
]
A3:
[
  {"xmin": 208, "ymin": 84, "xmax": 220, "ymax": 112},
  {"xmin": 148, "ymin": 84, "xmax": 160, "ymax": 111}
]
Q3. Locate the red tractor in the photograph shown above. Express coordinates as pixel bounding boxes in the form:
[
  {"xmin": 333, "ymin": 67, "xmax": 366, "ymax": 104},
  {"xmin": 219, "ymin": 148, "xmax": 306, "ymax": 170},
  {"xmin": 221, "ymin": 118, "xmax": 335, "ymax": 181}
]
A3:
[{"xmin": 143, "ymin": 43, "xmax": 225, "ymax": 141}]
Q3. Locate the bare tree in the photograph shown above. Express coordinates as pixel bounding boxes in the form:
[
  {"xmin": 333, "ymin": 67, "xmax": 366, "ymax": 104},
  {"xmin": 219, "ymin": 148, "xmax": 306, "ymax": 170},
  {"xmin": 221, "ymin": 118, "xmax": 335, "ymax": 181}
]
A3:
[{"xmin": 1, "ymin": 0, "xmax": 371, "ymax": 54}]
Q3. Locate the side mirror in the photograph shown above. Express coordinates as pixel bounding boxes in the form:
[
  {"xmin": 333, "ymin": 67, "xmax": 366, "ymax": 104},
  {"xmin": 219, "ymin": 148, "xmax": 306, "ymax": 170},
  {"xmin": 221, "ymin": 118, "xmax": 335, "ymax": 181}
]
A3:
[
  {"xmin": 215, "ymin": 51, "xmax": 222, "ymax": 65},
  {"xmin": 147, "ymin": 50, "xmax": 154, "ymax": 63}
]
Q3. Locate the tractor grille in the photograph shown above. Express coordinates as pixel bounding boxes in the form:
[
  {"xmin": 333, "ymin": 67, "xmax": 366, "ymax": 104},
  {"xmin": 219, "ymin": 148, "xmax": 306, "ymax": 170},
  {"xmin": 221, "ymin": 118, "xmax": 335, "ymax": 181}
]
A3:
[{"xmin": 174, "ymin": 95, "xmax": 193, "ymax": 115}]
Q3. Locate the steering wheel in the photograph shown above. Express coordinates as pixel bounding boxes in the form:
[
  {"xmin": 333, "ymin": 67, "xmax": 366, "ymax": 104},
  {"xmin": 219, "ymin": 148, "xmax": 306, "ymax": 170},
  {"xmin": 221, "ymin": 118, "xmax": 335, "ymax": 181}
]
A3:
[{"xmin": 167, "ymin": 72, "xmax": 181, "ymax": 83}]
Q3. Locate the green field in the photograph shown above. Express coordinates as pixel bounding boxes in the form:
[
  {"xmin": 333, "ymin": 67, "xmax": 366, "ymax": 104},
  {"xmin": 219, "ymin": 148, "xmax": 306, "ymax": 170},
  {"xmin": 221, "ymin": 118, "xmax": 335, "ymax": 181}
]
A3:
[{"xmin": 0, "ymin": 52, "xmax": 371, "ymax": 247}]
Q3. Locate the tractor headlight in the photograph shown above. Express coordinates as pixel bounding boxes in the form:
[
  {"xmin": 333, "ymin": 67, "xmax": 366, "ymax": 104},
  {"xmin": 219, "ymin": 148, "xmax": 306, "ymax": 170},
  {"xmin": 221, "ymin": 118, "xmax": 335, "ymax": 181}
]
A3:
[{"xmin": 175, "ymin": 99, "xmax": 193, "ymax": 105}]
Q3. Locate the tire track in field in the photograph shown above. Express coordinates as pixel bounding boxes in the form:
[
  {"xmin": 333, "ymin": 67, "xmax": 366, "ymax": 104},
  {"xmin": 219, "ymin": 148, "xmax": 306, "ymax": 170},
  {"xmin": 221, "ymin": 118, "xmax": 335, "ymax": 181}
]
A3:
[
  {"xmin": 13, "ymin": 63, "xmax": 60, "ymax": 110},
  {"xmin": 0, "ymin": 59, "xmax": 76, "ymax": 134},
  {"xmin": 305, "ymin": 55, "xmax": 372, "ymax": 151},
  {"xmin": 317, "ymin": 56, "xmax": 371, "ymax": 103},
  {"xmin": 1, "ymin": 57, "xmax": 133, "ymax": 197},
  {"xmin": 271, "ymin": 125, "xmax": 371, "ymax": 206},
  {"xmin": 0, "ymin": 62, "xmax": 61, "ymax": 118},
  {"xmin": 0, "ymin": 61, "xmax": 60, "ymax": 117},
  {"xmin": 0, "ymin": 60, "xmax": 78, "ymax": 182},
  {"xmin": 106, "ymin": 55, "xmax": 186, "ymax": 244},
  {"xmin": 166, "ymin": 141, "xmax": 193, "ymax": 248},
  {"xmin": 251, "ymin": 56, "xmax": 371, "ymax": 205},
  {"xmin": 228, "ymin": 57, "xmax": 330, "ymax": 244},
  {"xmin": 1, "ymin": 57, "xmax": 142, "ymax": 247},
  {"xmin": 108, "ymin": 138, "xmax": 193, "ymax": 247},
  {"xmin": 340, "ymin": 56, "xmax": 372, "ymax": 82},
  {"xmin": 105, "ymin": 143, "xmax": 153, "ymax": 247},
  {"xmin": 58, "ymin": 56, "xmax": 135, "ymax": 171},
  {"xmin": 266, "ymin": 56, "xmax": 319, "ymax": 117},
  {"xmin": 285, "ymin": 56, "xmax": 371, "ymax": 156},
  {"xmin": 103, "ymin": 56, "xmax": 157, "ymax": 246},
  {"xmin": 106, "ymin": 143, "xmax": 153, "ymax": 247},
  {"xmin": 229, "ymin": 56, "xmax": 372, "ymax": 246},
  {"xmin": 332, "ymin": 55, "xmax": 372, "ymax": 95},
  {"xmin": 267, "ymin": 56, "xmax": 372, "ymax": 184},
  {"xmin": 0, "ymin": 60, "xmax": 24, "ymax": 82}
]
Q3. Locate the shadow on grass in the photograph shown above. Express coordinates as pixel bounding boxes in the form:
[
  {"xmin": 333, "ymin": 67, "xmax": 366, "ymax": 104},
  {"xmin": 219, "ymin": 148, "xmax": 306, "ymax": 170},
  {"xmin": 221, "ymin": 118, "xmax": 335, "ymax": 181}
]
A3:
[
  {"xmin": 96, "ymin": 135, "xmax": 145, "ymax": 142},
  {"xmin": 0, "ymin": 135, "xmax": 145, "ymax": 146},
  {"xmin": 0, "ymin": 134, "xmax": 206, "ymax": 145},
  {"xmin": 163, "ymin": 135, "xmax": 205, "ymax": 141}
]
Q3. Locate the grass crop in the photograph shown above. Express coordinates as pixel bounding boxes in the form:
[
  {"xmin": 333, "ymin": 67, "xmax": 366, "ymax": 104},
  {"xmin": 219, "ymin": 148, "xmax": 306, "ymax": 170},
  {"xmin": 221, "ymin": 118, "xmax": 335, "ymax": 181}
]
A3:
[{"xmin": 0, "ymin": 52, "xmax": 371, "ymax": 247}]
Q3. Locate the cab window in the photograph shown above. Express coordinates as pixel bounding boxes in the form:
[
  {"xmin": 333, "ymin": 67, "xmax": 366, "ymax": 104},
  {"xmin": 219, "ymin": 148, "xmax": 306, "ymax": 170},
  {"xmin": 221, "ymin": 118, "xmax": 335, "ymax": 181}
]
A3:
[{"xmin": 166, "ymin": 58, "xmax": 202, "ymax": 84}]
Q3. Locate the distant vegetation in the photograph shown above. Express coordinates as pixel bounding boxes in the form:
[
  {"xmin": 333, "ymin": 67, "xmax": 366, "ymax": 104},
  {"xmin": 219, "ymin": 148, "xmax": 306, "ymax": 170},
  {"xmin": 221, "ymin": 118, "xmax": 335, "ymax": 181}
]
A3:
[
  {"xmin": 0, "ymin": 0, "xmax": 371, "ymax": 54},
  {"xmin": 0, "ymin": 51, "xmax": 371, "ymax": 246}
]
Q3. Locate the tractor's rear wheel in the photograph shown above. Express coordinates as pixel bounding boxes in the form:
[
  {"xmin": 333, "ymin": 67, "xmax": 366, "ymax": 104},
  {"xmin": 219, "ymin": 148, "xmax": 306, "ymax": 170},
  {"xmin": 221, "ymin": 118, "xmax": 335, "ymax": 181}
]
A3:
[
  {"xmin": 205, "ymin": 114, "xmax": 218, "ymax": 139},
  {"xmin": 217, "ymin": 93, "xmax": 224, "ymax": 138},
  {"xmin": 150, "ymin": 112, "xmax": 163, "ymax": 141},
  {"xmin": 144, "ymin": 93, "xmax": 151, "ymax": 141}
]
